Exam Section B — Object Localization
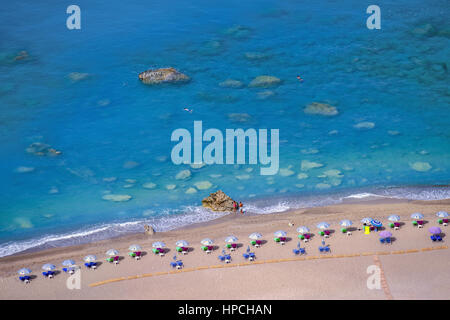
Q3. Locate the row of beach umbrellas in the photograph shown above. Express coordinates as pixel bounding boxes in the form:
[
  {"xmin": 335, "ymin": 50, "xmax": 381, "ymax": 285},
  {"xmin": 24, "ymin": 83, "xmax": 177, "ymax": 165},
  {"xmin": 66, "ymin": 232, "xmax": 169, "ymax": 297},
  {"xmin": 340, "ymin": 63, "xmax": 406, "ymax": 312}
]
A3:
[{"xmin": 18, "ymin": 211, "xmax": 447, "ymax": 276}]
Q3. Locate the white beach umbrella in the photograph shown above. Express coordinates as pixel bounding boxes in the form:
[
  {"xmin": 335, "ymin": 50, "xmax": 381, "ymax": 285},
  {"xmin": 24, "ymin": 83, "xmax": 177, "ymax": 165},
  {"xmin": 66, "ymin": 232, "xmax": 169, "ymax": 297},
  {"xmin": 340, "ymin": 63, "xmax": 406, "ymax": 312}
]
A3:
[
  {"xmin": 340, "ymin": 220, "xmax": 353, "ymax": 227},
  {"xmin": 436, "ymin": 211, "xmax": 448, "ymax": 218},
  {"xmin": 62, "ymin": 260, "xmax": 75, "ymax": 267},
  {"xmin": 106, "ymin": 249, "xmax": 119, "ymax": 256},
  {"xmin": 18, "ymin": 268, "xmax": 31, "ymax": 275},
  {"xmin": 316, "ymin": 222, "xmax": 330, "ymax": 230},
  {"xmin": 152, "ymin": 241, "xmax": 166, "ymax": 248},
  {"xmin": 128, "ymin": 244, "xmax": 142, "ymax": 252},
  {"xmin": 200, "ymin": 238, "xmax": 214, "ymax": 245},
  {"xmin": 296, "ymin": 226, "xmax": 310, "ymax": 234},
  {"xmin": 42, "ymin": 264, "xmax": 56, "ymax": 271},
  {"xmin": 84, "ymin": 255, "xmax": 97, "ymax": 262},
  {"xmin": 388, "ymin": 215, "xmax": 401, "ymax": 222},
  {"xmin": 361, "ymin": 217, "xmax": 372, "ymax": 225},
  {"xmin": 249, "ymin": 232, "xmax": 262, "ymax": 240},
  {"xmin": 225, "ymin": 236, "xmax": 238, "ymax": 243},
  {"xmin": 175, "ymin": 240, "xmax": 189, "ymax": 247},
  {"xmin": 274, "ymin": 230, "xmax": 287, "ymax": 237},
  {"xmin": 411, "ymin": 213, "xmax": 424, "ymax": 220}
]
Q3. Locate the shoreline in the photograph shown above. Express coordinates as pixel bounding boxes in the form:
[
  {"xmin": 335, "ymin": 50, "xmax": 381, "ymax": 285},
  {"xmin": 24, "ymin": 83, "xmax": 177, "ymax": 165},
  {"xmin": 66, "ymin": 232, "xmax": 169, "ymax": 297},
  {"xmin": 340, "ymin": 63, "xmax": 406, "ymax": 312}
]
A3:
[
  {"xmin": 2, "ymin": 184, "xmax": 450, "ymax": 258},
  {"xmin": 1, "ymin": 197, "xmax": 449, "ymax": 277}
]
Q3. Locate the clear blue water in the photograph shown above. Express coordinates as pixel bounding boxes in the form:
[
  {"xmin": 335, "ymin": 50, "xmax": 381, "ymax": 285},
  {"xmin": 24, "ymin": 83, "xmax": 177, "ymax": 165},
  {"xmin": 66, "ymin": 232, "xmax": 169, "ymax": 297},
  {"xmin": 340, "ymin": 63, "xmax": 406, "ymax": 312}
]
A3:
[{"xmin": 0, "ymin": 0, "xmax": 449, "ymax": 256}]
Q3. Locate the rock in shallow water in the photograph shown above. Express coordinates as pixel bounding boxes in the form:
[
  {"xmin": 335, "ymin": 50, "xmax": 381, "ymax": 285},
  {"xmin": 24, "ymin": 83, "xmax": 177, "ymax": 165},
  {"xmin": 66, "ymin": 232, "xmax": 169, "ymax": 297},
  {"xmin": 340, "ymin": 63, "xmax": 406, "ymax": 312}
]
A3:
[
  {"xmin": 102, "ymin": 194, "xmax": 132, "ymax": 202},
  {"xmin": 202, "ymin": 190, "xmax": 236, "ymax": 212},
  {"xmin": 249, "ymin": 75, "xmax": 281, "ymax": 88},
  {"xmin": 304, "ymin": 102, "xmax": 338, "ymax": 116},
  {"xmin": 138, "ymin": 67, "xmax": 190, "ymax": 85}
]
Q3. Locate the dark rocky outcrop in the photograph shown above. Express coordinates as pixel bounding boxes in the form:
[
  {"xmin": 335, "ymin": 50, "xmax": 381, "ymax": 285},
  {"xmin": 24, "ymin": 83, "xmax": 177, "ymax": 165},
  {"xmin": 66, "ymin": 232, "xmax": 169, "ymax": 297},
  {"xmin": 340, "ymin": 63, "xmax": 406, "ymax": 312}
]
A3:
[
  {"xmin": 138, "ymin": 67, "xmax": 190, "ymax": 85},
  {"xmin": 202, "ymin": 190, "xmax": 236, "ymax": 212}
]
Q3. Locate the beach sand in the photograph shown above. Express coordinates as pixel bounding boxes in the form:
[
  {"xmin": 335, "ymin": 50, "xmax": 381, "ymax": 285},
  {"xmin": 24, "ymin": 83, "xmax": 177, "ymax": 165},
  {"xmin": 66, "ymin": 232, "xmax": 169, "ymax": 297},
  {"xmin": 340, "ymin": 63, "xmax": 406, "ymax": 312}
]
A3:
[{"xmin": 1, "ymin": 199, "xmax": 449, "ymax": 300}]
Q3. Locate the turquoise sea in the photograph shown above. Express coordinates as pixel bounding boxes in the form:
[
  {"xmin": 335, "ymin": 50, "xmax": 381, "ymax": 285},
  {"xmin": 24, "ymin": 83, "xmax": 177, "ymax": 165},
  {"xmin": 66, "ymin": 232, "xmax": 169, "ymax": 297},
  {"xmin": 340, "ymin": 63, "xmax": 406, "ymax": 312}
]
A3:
[{"xmin": 0, "ymin": 0, "xmax": 449, "ymax": 256}]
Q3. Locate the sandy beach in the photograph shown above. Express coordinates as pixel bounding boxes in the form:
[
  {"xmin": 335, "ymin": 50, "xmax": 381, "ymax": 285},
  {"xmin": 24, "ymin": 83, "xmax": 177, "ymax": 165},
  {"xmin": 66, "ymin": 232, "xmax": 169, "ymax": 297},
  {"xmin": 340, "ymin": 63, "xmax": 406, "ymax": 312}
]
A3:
[{"xmin": 1, "ymin": 199, "xmax": 449, "ymax": 300}]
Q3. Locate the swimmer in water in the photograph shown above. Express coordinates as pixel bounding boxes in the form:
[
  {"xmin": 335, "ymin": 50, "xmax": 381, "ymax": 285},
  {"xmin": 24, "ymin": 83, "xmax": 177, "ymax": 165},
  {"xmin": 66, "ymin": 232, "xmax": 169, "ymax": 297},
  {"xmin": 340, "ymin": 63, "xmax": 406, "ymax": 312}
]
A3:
[
  {"xmin": 183, "ymin": 107, "xmax": 193, "ymax": 113},
  {"xmin": 297, "ymin": 75, "xmax": 304, "ymax": 82}
]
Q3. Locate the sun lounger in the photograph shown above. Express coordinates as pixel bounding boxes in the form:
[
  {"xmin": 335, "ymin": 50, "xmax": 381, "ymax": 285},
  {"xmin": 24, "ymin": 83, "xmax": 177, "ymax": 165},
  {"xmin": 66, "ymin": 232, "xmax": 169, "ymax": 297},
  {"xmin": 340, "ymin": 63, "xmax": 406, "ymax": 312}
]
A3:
[
  {"xmin": 324, "ymin": 247, "xmax": 330, "ymax": 253},
  {"xmin": 63, "ymin": 267, "xmax": 75, "ymax": 274},
  {"xmin": 319, "ymin": 247, "xmax": 324, "ymax": 253},
  {"xmin": 218, "ymin": 255, "xmax": 225, "ymax": 262},
  {"xmin": 380, "ymin": 238, "xmax": 386, "ymax": 244},
  {"xmin": 299, "ymin": 248, "xmax": 306, "ymax": 254},
  {"xmin": 274, "ymin": 237, "xmax": 280, "ymax": 243},
  {"xmin": 225, "ymin": 255, "xmax": 231, "ymax": 263},
  {"xmin": 243, "ymin": 253, "xmax": 250, "ymax": 259},
  {"xmin": 226, "ymin": 244, "xmax": 232, "ymax": 249},
  {"xmin": 128, "ymin": 252, "xmax": 136, "ymax": 258},
  {"xmin": 176, "ymin": 246, "xmax": 183, "ymax": 253},
  {"xmin": 341, "ymin": 228, "xmax": 347, "ymax": 234},
  {"xmin": 170, "ymin": 261, "xmax": 177, "ymax": 268},
  {"xmin": 206, "ymin": 246, "xmax": 213, "ymax": 254},
  {"xmin": 431, "ymin": 235, "xmax": 437, "ymax": 242},
  {"xmin": 417, "ymin": 220, "xmax": 424, "ymax": 228},
  {"xmin": 19, "ymin": 276, "xmax": 31, "ymax": 283},
  {"xmin": 106, "ymin": 257, "xmax": 114, "ymax": 263},
  {"xmin": 250, "ymin": 240, "xmax": 257, "ymax": 246},
  {"xmin": 319, "ymin": 231, "xmax": 325, "ymax": 237},
  {"xmin": 176, "ymin": 261, "xmax": 183, "ymax": 269},
  {"xmin": 412, "ymin": 220, "xmax": 418, "ymax": 226},
  {"xmin": 280, "ymin": 237, "xmax": 286, "ymax": 245},
  {"xmin": 157, "ymin": 248, "xmax": 165, "ymax": 257},
  {"xmin": 385, "ymin": 237, "xmax": 391, "ymax": 244},
  {"xmin": 436, "ymin": 235, "xmax": 443, "ymax": 241},
  {"xmin": 182, "ymin": 247, "xmax": 188, "ymax": 254},
  {"xmin": 298, "ymin": 234, "xmax": 305, "ymax": 240},
  {"xmin": 201, "ymin": 246, "xmax": 208, "ymax": 252},
  {"xmin": 390, "ymin": 223, "xmax": 395, "ymax": 229},
  {"xmin": 324, "ymin": 230, "xmax": 330, "ymax": 238},
  {"xmin": 394, "ymin": 222, "xmax": 400, "ymax": 230},
  {"xmin": 293, "ymin": 249, "xmax": 300, "ymax": 255},
  {"xmin": 113, "ymin": 256, "xmax": 119, "ymax": 264},
  {"xmin": 231, "ymin": 243, "xmax": 237, "ymax": 249},
  {"xmin": 443, "ymin": 219, "xmax": 448, "ymax": 226},
  {"xmin": 249, "ymin": 252, "xmax": 255, "ymax": 261},
  {"xmin": 42, "ymin": 271, "xmax": 54, "ymax": 278},
  {"xmin": 255, "ymin": 240, "xmax": 262, "ymax": 247}
]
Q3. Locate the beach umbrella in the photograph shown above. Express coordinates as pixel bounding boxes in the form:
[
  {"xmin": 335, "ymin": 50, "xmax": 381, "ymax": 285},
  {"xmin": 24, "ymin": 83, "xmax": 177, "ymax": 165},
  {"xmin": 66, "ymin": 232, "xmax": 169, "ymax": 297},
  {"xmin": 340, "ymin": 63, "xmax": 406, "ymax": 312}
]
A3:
[
  {"xmin": 128, "ymin": 244, "xmax": 142, "ymax": 252},
  {"xmin": 340, "ymin": 220, "xmax": 353, "ymax": 227},
  {"xmin": 225, "ymin": 236, "xmax": 238, "ymax": 243},
  {"xmin": 18, "ymin": 268, "xmax": 31, "ymax": 275},
  {"xmin": 411, "ymin": 213, "xmax": 424, "ymax": 220},
  {"xmin": 249, "ymin": 232, "xmax": 262, "ymax": 240},
  {"xmin": 361, "ymin": 217, "xmax": 372, "ymax": 225},
  {"xmin": 42, "ymin": 264, "xmax": 56, "ymax": 271},
  {"xmin": 200, "ymin": 238, "xmax": 214, "ymax": 245},
  {"xmin": 429, "ymin": 227, "xmax": 442, "ymax": 235},
  {"xmin": 388, "ymin": 215, "xmax": 401, "ymax": 222},
  {"xmin": 436, "ymin": 211, "xmax": 448, "ymax": 218},
  {"xmin": 106, "ymin": 249, "xmax": 119, "ymax": 256},
  {"xmin": 152, "ymin": 241, "xmax": 166, "ymax": 248},
  {"xmin": 370, "ymin": 219, "xmax": 383, "ymax": 228},
  {"xmin": 84, "ymin": 255, "xmax": 97, "ymax": 262},
  {"xmin": 296, "ymin": 226, "xmax": 310, "ymax": 234},
  {"xmin": 274, "ymin": 230, "xmax": 287, "ymax": 237},
  {"xmin": 176, "ymin": 240, "xmax": 189, "ymax": 247},
  {"xmin": 62, "ymin": 260, "xmax": 75, "ymax": 267},
  {"xmin": 316, "ymin": 222, "xmax": 330, "ymax": 230},
  {"xmin": 379, "ymin": 231, "xmax": 392, "ymax": 238}
]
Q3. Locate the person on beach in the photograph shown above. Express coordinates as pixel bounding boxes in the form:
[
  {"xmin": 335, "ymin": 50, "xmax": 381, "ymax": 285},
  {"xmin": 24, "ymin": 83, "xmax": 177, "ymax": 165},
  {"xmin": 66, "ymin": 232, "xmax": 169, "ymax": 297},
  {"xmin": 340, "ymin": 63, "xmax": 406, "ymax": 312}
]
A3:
[
  {"xmin": 233, "ymin": 201, "xmax": 238, "ymax": 212},
  {"xmin": 239, "ymin": 201, "xmax": 243, "ymax": 208}
]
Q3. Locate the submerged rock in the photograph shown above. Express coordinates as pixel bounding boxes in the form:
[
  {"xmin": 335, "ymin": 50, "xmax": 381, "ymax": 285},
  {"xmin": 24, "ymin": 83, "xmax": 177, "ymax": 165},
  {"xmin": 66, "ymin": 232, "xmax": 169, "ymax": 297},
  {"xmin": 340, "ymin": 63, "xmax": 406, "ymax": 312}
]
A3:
[
  {"xmin": 102, "ymin": 194, "xmax": 132, "ymax": 202},
  {"xmin": 227, "ymin": 113, "xmax": 252, "ymax": 123},
  {"xmin": 194, "ymin": 181, "xmax": 213, "ymax": 190},
  {"xmin": 202, "ymin": 190, "xmax": 236, "ymax": 212},
  {"xmin": 15, "ymin": 166, "xmax": 35, "ymax": 173},
  {"xmin": 68, "ymin": 72, "xmax": 90, "ymax": 82},
  {"xmin": 138, "ymin": 67, "xmax": 190, "ymax": 85},
  {"xmin": 354, "ymin": 121, "xmax": 375, "ymax": 129},
  {"xmin": 26, "ymin": 142, "xmax": 62, "ymax": 157},
  {"xmin": 249, "ymin": 75, "xmax": 281, "ymax": 88},
  {"xmin": 412, "ymin": 23, "xmax": 437, "ymax": 37},
  {"xmin": 301, "ymin": 160, "xmax": 324, "ymax": 171},
  {"xmin": 410, "ymin": 162, "xmax": 432, "ymax": 172},
  {"xmin": 304, "ymin": 102, "xmax": 338, "ymax": 116},
  {"xmin": 223, "ymin": 25, "xmax": 252, "ymax": 39},
  {"xmin": 219, "ymin": 79, "xmax": 244, "ymax": 88},
  {"xmin": 244, "ymin": 52, "xmax": 272, "ymax": 61},
  {"xmin": 176, "ymin": 169, "xmax": 192, "ymax": 180}
]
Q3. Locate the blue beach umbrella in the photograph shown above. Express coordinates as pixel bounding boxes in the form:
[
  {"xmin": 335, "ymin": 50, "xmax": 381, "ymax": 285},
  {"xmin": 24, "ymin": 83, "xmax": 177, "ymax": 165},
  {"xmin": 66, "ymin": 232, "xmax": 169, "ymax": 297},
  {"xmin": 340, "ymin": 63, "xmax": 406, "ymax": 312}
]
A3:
[
  {"xmin": 340, "ymin": 220, "xmax": 353, "ymax": 227},
  {"xmin": 388, "ymin": 215, "xmax": 401, "ymax": 222},
  {"xmin": 176, "ymin": 240, "xmax": 189, "ymax": 247},
  {"xmin": 370, "ymin": 219, "xmax": 383, "ymax": 228},
  {"xmin": 316, "ymin": 222, "xmax": 330, "ymax": 230},
  {"xmin": 18, "ymin": 268, "xmax": 31, "ymax": 275},
  {"xmin": 201, "ymin": 238, "xmax": 214, "ymax": 246},
  {"xmin": 152, "ymin": 241, "xmax": 166, "ymax": 248},
  {"xmin": 42, "ymin": 264, "xmax": 56, "ymax": 271},
  {"xmin": 84, "ymin": 255, "xmax": 97, "ymax": 262},
  {"xmin": 436, "ymin": 211, "xmax": 448, "ymax": 218},
  {"xmin": 411, "ymin": 213, "xmax": 424, "ymax": 220},
  {"xmin": 62, "ymin": 260, "xmax": 75, "ymax": 267},
  {"xmin": 225, "ymin": 236, "xmax": 238, "ymax": 243},
  {"xmin": 296, "ymin": 226, "xmax": 310, "ymax": 234},
  {"xmin": 274, "ymin": 230, "xmax": 287, "ymax": 237},
  {"xmin": 106, "ymin": 249, "xmax": 119, "ymax": 256}
]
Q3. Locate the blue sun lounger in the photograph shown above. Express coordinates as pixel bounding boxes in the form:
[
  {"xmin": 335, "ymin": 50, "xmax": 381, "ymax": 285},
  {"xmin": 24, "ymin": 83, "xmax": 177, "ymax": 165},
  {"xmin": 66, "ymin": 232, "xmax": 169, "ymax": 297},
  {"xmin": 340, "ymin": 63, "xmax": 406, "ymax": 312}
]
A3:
[
  {"xmin": 293, "ymin": 248, "xmax": 306, "ymax": 255},
  {"xmin": 243, "ymin": 253, "xmax": 249, "ymax": 259},
  {"xmin": 218, "ymin": 255, "xmax": 225, "ymax": 262},
  {"xmin": 19, "ymin": 276, "xmax": 31, "ymax": 283},
  {"xmin": 379, "ymin": 238, "xmax": 386, "ymax": 244}
]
